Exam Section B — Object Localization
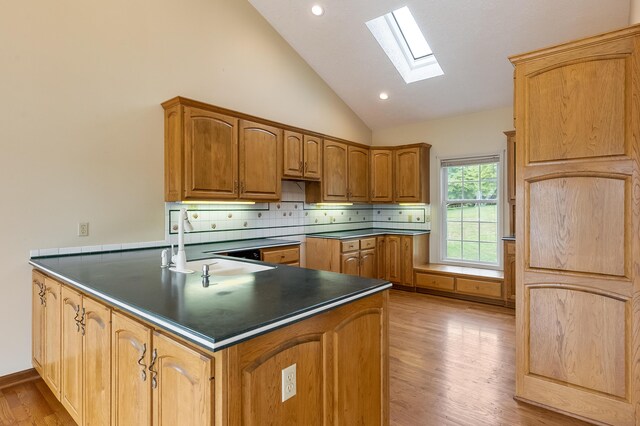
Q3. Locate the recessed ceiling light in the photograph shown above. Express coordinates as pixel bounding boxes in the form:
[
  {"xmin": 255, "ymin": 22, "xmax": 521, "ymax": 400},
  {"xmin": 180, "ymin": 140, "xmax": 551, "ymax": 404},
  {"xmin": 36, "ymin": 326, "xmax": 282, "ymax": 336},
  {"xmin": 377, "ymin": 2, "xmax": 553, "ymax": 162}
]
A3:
[
  {"xmin": 311, "ymin": 5, "xmax": 324, "ymax": 16},
  {"xmin": 379, "ymin": 92, "xmax": 389, "ymax": 100}
]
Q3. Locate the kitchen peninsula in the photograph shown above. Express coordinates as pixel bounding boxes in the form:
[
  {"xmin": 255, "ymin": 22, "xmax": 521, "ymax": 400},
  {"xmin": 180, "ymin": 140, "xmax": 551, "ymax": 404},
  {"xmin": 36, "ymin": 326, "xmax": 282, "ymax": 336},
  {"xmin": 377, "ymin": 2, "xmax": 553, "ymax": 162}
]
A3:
[{"xmin": 29, "ymin": 240, "xmax": 390, "ymax": 425}]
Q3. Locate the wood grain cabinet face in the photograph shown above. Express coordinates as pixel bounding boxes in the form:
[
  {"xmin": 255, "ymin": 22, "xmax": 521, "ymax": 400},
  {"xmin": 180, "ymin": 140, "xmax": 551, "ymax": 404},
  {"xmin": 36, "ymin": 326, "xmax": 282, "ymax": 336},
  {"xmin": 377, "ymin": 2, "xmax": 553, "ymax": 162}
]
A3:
[
  {"xmin": 512, "ymin": 28, "xmax": 640, "ymax": 425},
  {"xmin": 303, "ymin": 135, "xmax": 322, "ymax": 180},
  {"xmin": 503, "ymin": 241, "xmax": 516, "ymax": 307},
  {"xmin": 348, "ymin": 146, "xmax": 370, "ymax": 202},
  {"xmin": 394, "ymin": 147, "xmax": 429, "ymax": 203},
  {"xmin": 61, "ymin": 286, "xmax": 83, "ymax": 424},
  {"xmin": 341, "ymin": 253, "xmax": 361, "ymax": 276},
  {"xmin": 283, "ymin": 131, "xmax": 303, "ymax": 178},
  {"xmin": 360, "ymin": 249, "xmax": 377, "ymax": 279},
  {"xmin": 32, "ymin": 271, "xmax": 46, "ymax": 375},
  {"xmin": 239, "ymin": 120, "xmax": 282, "ymax": 201},
  {"xmin": 112, "ymin": 312, "xmax": 152, "ymax": 426},
  {"xmin": 260, "ymin": 246, "xmax": 300, "ymax": 266},
  {"xmin": 323, "ymin": 140, "xmax": 349, "ymax": 201},
  {"xmin": 376, "ymin": 237, "xmax": 386, "ymax": 279},
  {"xmin": 152, "ymin": 332, "xmax": 213, "ymax": 426},
  {"xmin": 385, "ymin": 236, "xmax": 402, "ymax": 283},
  {"xmin": 83, "ymin": 297, "xmax": 111, "ymax": 426},
  {"xmin": 184, "ymin": 107, "xmax": 239, "ymax": 200},
  {"xmin": 370, "ymin": 150, "xmax": 393, "ymax": 202},
  {"xmin": 401, "ymin": 236, "xmax": 414, "ymax": 287},
  {"xmin": 43, "ymin": 277, "xmax": 62, "ymax": 398}
]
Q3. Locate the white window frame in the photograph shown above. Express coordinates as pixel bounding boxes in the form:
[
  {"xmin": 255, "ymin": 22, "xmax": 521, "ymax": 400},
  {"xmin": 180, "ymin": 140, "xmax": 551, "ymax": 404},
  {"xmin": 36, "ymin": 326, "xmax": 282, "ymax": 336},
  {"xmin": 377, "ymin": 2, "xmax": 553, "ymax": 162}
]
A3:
[{"xmin": 439, "ymin": 154, "xmax": 503, "ymax": 270}]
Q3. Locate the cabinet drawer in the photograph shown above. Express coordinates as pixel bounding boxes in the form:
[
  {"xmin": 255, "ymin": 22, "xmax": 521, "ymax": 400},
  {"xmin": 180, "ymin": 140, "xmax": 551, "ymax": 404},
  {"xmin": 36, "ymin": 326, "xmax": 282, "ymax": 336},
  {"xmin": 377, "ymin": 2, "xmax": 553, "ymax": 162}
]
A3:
[
  {"xmin": 456, "ymin": 278, "xmax": 502, "ymax": 299},
  {"xmin": 415, "ymin": 273, "xmax": 455, "ymax": 291},
  {"xmin": 341, "ymin": 240, "xmax": 360, "ymax": 252},
  {"xmin": 262, "ymin": 247, "xmax": 300, "ymax": 264},
  {"xmin": 360, "ymin": 238, "xmax": 376, "ymax": 250}
]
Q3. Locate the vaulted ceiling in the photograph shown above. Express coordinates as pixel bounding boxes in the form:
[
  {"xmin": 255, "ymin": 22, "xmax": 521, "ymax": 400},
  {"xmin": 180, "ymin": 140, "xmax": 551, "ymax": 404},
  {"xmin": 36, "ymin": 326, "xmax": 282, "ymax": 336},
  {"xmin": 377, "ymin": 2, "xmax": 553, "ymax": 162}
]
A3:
[{"xmin": 249, "ymin": 0, "xmax": 631, "ymax": 130}]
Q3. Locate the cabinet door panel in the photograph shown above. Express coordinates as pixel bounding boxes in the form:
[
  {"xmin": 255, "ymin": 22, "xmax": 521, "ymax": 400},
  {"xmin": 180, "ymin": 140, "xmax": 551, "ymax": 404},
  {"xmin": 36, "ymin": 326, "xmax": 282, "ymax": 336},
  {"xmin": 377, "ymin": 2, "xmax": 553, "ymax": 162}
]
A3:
[
  {"xmin": 360, "ymin": 249, "xmax": 376, "ymax": 279},
  {"xmin": 32, "ymin": 271, "xmax": 45, "ymax": 374},
  {"xmin": 401, "ymin": 236, "xmax": 414, "ymax": 287},
  {"xmin": 334, "ymin": 309, "xmax": 385, "ymax": 425},
  {"xmin": 61, "ymin": 286, "xmax": 83, "ymax": 424},
  {"xmin": 112, "ymin": 312, "xmax": 152, "ymax": 426},
  {"xmin": 303, "ymin": 135, "xmax": 322, "ymax": 180},
  {"xmin": 152, "ymin": 332, "xmax": 213, "ymax": 426},
  {"xmin": 348, "ymin": 146, "xmax": 369, "ymax": 202},
  {"xmin": 370, "ymin": 150, "xmax": 393, "ymax": 202},
  {"xmin": 376, "ymin": 237, "xmax": 386, "ymax": 279},
  {"xmin": 43, "ymin": 277, "xmax": 61, "ymax": 398},
  {"xmin": 386, "ymin": 237, "xmax": 402, "ymax": 283},
  {"xmin": 341, "ymin": 253, "xmax": 360, "ymax": 276},
  {"xmin": 323, "ymin": 140, "xmax": 348, "ymax": 201},
  {"xmin": 239, "ymin": 120, "xmax": 282, "ymax": 200},
  {"xmin": 84, "ymin": 297, "xmax": 111, "ymax": 426},
  {"xmin": 394, "ymin": 148, "xmax": 422, "ymax": 202},
  {"xmin": 283, "ymin": 131, "xmax": 303, "ymax": 178},
  {"xmin": 184, "ymin": 107, "xmax": 238, "ymax": 199}
]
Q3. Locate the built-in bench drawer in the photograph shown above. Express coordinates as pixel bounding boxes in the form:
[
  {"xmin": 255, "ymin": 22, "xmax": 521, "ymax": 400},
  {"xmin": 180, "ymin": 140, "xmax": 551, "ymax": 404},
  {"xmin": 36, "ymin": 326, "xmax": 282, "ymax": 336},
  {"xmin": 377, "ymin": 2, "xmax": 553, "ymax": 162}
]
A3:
[
  {"xmin": 360, "ymin": 238, "xmax": 376, "ymax": 250},
  {"xmin": 415, "ymin": 273, "xmax": 455, "ymax": 291},
  {"xmin": 456, "ymin": 278, "xmax": 502, "ymax": 299},
  {"xmin": 341, "ymin": 240, "xmax": 360, "ymax": 252}
]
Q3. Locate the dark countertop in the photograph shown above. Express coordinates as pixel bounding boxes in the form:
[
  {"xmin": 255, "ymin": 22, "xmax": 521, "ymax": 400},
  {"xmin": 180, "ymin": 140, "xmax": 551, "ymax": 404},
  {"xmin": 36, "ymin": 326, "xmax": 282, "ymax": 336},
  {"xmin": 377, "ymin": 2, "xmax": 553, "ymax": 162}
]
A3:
[
  {"xmin": 306, "ymin": 228, "xmax": 430, "ymax": 240},
  {"xmin": 30, "ymin": 244, "xmax": 390, "ymax": 352},
  {"xmin": 502, "ymin": 236, "xmax": 516, "ymax": 241}
]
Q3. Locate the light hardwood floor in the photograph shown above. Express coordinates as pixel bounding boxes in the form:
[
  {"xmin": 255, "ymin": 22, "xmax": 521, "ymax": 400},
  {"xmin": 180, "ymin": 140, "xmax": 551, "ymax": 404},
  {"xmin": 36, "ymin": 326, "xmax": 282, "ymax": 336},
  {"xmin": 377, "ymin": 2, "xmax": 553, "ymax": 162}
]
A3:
[{"xmin": 1, "ymin": 290, "xmax": 587, "ymax": 426}]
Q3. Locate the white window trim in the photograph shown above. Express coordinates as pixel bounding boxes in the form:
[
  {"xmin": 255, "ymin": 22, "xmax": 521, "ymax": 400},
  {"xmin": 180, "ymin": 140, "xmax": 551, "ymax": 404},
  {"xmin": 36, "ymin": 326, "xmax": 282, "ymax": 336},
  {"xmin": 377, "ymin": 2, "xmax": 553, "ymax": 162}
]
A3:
[{"xmin": 439, "ymin": 153, "xmax": 504, "ymax": 271}]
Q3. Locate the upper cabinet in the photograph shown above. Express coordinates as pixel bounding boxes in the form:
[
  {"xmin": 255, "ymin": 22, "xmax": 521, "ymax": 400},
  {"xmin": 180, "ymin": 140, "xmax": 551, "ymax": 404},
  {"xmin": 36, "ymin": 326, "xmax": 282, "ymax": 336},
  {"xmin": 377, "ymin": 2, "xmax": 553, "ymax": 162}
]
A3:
[
  {"xmin": 163, "ymin": 98, "xmax": 281, "ymax": 202},
  {"xmin": 348, "ymin": 146, "xmax": 369, "ymax": 202},
  {"xmin": 394, "ymin": 145, "xmax": 430, "ymax": 203},
  {"xmin": 322, "ymin": 140, "xmax": 349, "ymax": 201},
  {"xmin": 370, "ymin": 149, "xmax": 393, "ymax": 202},
  {"xmin": 369, "ymin": 144, "xmax": 431, "ymax": 204},
  {"xmin": 282, "ymin": 131, "xmax": 322, "ymax": 180},
  {"xmin": 239, "ymin": 120, "xmax": 282, "ymax": 200}
]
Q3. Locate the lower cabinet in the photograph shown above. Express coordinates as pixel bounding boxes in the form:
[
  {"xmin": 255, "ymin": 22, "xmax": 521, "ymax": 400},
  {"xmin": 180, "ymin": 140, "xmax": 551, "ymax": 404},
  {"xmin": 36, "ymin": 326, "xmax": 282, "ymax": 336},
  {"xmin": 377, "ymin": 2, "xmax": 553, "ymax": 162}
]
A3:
[
  {"xmin": 32, "ymin": 271, "xmax": 46, "ymax": 376},
  {"xmin": 377, "ymin": 234, "xmax": 429, "ymax": 288},
  {"xmin": 43, "ymin": 276, "xmax": 62, "ymax": 398},
  {"xmin": 503, "ymin": 240, "xmax": 516, "ymax": 308},
  {"xmin": 259, "ymin": 245, "xmax": 300, "ymax": 267},
  {"xmin": 415, "ymin": 268, "xmax": 505, "ymax": 305},
  {"xmin": 340, "ymin": 238, "xmax": 377, "ymax": 278}
]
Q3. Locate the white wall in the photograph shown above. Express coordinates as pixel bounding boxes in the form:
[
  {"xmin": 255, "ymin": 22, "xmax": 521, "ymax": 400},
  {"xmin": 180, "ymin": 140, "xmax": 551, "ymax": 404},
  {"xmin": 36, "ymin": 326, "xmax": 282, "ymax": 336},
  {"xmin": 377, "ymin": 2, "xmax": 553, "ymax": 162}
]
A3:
[
  {"xmin": 372, "ymin": 107, "xmax": 514, "ymax": 265},
  {"xmin": 0, "ymin": 0, "xmax": 371, "ymax": 376},
  {"xmin": 632, "ymin": 0, "xmax": 640, "ymax": 24}
]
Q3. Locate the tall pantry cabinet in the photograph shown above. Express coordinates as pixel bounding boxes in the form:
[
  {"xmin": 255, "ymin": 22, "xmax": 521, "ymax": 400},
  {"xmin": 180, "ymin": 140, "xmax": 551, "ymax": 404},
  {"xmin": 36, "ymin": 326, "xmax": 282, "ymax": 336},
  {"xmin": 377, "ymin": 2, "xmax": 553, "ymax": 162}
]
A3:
[{"xmin": 510, "ymin": 25, "xmax": 640, "ymax": 425}]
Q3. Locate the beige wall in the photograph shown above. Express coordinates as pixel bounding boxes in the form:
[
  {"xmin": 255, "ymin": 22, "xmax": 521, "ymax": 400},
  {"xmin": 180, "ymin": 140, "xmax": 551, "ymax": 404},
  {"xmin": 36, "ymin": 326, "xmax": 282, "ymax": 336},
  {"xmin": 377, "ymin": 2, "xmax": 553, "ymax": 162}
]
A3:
[
  {"xmin": 632, "ymin": 0, "xmax": 640, "ymax": 24},
  {"xmin": 373, "ymin": 107, "xmax": 514, "ymax": 265},
  {"xmin": 0, "ymin": 0, "xmax": 370, "ymax": 376}
]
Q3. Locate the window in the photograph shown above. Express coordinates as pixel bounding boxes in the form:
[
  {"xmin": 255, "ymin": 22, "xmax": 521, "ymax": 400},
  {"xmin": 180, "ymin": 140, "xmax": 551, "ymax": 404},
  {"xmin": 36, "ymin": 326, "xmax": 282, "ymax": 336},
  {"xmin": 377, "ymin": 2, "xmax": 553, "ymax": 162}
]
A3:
[
  {"xmin": 366, "ymin": 6, "xmax": 443, "ymax": 84},
  {"xmin": 441, "ymin": 156, "xmax": 501, "ymax": 266}
]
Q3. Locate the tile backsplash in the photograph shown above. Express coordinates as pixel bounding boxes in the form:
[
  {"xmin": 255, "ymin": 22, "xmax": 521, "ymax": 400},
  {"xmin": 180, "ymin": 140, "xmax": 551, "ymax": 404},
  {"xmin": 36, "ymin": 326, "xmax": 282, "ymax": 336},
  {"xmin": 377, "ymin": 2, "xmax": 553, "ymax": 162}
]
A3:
[{"xmin": 166, "ymin": 181, "xmax": 431, "ymax": 245}]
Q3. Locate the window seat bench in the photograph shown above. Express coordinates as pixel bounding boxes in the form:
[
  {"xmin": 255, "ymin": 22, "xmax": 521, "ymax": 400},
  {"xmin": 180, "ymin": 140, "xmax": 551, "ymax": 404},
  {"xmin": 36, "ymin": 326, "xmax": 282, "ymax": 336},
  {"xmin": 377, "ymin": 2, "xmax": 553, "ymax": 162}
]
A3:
[{"xmin": 413, "ymin": 263, "xmax": 511, "ymax": 308}]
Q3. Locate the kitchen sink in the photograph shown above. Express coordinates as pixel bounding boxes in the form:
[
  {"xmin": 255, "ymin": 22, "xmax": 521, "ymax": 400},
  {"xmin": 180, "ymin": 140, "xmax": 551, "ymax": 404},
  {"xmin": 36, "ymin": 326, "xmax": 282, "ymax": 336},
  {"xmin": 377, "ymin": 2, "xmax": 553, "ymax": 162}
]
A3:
[{"xmin": 184, "ymin": 258, "xmax": 274, "ymax": 276}]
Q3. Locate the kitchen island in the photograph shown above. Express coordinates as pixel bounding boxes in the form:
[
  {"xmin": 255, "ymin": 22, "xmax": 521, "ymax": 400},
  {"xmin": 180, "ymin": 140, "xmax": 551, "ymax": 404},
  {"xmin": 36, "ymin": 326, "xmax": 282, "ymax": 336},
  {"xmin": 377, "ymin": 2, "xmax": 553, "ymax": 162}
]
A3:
[{"xmin": 29, "ymin": 242, "xmax": 390, "ymax": 425}]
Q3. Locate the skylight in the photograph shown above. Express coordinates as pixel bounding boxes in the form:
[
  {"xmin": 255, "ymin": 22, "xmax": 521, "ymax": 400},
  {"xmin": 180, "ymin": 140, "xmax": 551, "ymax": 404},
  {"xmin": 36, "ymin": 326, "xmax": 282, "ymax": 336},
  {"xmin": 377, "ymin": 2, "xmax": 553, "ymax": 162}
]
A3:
[{"xmin": 366, "ymin": 6, "xmax": 443, "ymax": 84}]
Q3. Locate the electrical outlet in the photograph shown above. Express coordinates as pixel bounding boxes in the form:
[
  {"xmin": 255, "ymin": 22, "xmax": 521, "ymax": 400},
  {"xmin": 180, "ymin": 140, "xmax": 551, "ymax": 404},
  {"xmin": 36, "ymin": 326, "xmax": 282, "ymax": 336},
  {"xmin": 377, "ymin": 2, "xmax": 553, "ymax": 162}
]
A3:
[
  {"xmin": 281, "ymin": 363, "xmax": 296, "ymax": 402},
  {"xmin": 78, "ymin": 222, "xmax": 89, "ymax": 237}
]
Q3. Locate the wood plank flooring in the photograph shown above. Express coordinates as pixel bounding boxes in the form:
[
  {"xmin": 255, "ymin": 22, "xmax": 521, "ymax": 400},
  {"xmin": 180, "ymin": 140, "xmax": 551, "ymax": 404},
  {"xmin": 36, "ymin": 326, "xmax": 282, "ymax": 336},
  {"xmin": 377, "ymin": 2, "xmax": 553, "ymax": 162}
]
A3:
[{"xmin": 1, "ymin": 290, "xmax": 588, "ymax": 425}]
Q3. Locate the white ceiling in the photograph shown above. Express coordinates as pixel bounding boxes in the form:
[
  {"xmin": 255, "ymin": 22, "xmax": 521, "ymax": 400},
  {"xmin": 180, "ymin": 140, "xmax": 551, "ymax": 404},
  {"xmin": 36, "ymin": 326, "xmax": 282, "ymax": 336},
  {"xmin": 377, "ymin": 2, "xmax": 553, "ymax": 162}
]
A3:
[{"xmin": 248, "ymin": 0, "xmax": 631, "ymax": 130}]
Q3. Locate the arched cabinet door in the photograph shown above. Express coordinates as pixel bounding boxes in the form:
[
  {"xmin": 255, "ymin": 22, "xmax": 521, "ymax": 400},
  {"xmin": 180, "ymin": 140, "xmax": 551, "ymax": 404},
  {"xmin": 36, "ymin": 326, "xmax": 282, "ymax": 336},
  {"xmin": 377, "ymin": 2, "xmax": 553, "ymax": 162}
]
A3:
[
  {"xmin": 112, "ymin": 312, "xmax": 152, "ymax": 426},
  {"xmin": 83, "ymin": 297, "xmax": 111, "ymax": 426},
  {"xmin": 151, "ymin": 332, "xmax": 213, "ymax": 426},
  {"xmin": 511, "ymin": 26, "xmax": 640, "ymax": 426},
  {"xmin": 238, "ymin": 120, "xmax": 282, "ymax": 201},
  {"xmin": 323, "ymin": 140, "xmax": 349, "ymax": 201},
  {"xmin": 61, "ymin": 286, "xmax": 83, "ymax": 424}
]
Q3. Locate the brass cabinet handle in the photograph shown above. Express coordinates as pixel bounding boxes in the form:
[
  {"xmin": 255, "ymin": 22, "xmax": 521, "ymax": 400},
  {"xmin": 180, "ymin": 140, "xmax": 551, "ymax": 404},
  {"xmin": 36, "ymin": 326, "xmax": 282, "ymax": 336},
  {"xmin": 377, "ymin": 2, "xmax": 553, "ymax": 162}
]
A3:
[
  {"xmin": 79, "ymin": 308, "xmax": 86, "ymax": 336},
  {"xmin": 74, "ymin": 305, "xmax": 82, "ymax": 332},
  {"xmin": 137, "ymin": 343, "xmax": 147, "ymax": 382},
  {"xmin": 149, "ymin": 348, "xmax": 158, "ymax": 389}
]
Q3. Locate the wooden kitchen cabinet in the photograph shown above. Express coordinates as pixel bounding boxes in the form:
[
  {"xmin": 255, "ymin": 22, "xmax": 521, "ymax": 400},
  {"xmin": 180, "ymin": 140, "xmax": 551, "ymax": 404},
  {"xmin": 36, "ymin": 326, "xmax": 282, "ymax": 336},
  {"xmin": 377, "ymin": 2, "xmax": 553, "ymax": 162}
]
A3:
[
  {"xmin": 341, "ymin": 252, "xmax": 361, "ymax": 276},
  {"xmin": 401, "ymin": 236, "xmax": 414, "ymax": 287},
  {"xmin": 283, "ymin": 131, "xmax": 303, "ymax": 178},
  {"xmin": 321, "ymin": 140, "xmax": 349, "ymax": 201},
  {"xmin": 260, "ymin": 245, "xmax": 300, "ymax": 266},
  {"xmin": 378, "ymin": 234, "xmax": 430, "ymax": 288},
  {"xmin": 163, "ymin": 98, "xmax": 281, "ymax": 202},
  {"xmin": 152, "ymin": 332, "xmax": 213, "ymax": 426},
  {"xmin": 510, "ymin": 25, "xmax": 640, "ymax": 425},
  {"xmin": 32, "ymin": 271, "xmax": 46, "ymax": 376},
  {"xmin": 505, "ymin": 131, "xmax": 516, "ymax": 234},
  {"xmin": 238, "ymin": 120, "xmax": 282, "ymax": 200},
  {"xmin": 360, "ymin": 249, "xmax": 376, "ymax": 279},
  {"xmin": 303, "ymin": 135, "xmax": 322, "ymax": 180},
  {"xmin": 307, "ymin": 237, "xmax": 377, "ymax": 278},
  {"xmin": 370, "ymin": 150, "xmax": 393, "ymax": 202},
  {"xmin": 112, "ymin": 312, "xmax": 152, "ymax": 426},
  {"xmin": 282, "ymin": 132, "xmax": 322, "ymax": 181},
  {"xmin": 376, "ymin": 236, "xmax": 386, "ymax": 279},
  {"xmin": 503, "ymin": 240, "xmax": 515, "ymax": 308},
  {"xmin": 348, "ymin": 146, "xmax": 370, "ymax": 202},
  {"xmin": 43, "ymin": 276, "xmax": 62, "ymax": 398},
  {"xmin": 394, "ymin": 145, "xmax": 430, "ymax": 203},
  {"xmin": 385, "ymin": 236, "xmax": 402, "ymax": 283},
  {"xmin": 61, "ymin": 287, "xmax": 112, "ymax": 426}
]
